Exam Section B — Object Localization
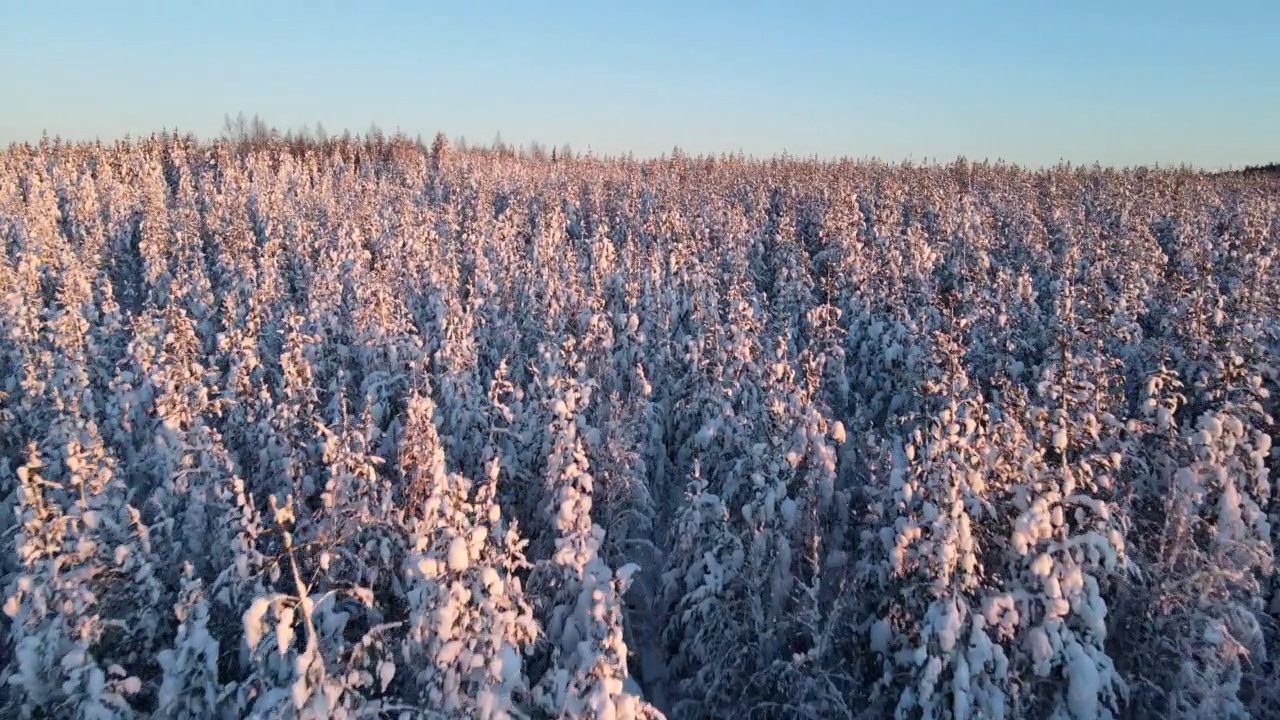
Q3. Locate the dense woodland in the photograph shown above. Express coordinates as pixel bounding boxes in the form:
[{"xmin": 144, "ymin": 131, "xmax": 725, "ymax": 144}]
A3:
[
  {"xmin": 0, "ymin": 133, "xmax": 1277, "ymax": 720},
  {"xmin": 1224, "ymin": 164, "xmax": 1280, "ymax": 180}
]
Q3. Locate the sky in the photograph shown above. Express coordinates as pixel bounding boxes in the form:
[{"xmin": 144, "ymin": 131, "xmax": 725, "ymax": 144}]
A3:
[{"xmin": 1, "ymin": 1, "xmax": 1277, "ymax": 168}]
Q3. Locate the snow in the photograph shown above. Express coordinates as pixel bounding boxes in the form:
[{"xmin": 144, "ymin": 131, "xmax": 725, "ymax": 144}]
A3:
[
  {"xmin": 378, "ymin": 660, "xmax": 396, "ymax": 692},
  {"xmin": 438, "ymin": 641, "xmax": 464, "ymax": 666},
  {"xmin": 935, "ymin": 597, "xmax": 963, "ymax": 653},
  {"xmin": 871, "ymin": 618, "xmax": 893, "ymax": 655},
  {"xmin": 447, "ymin": 537, "xmax": 471, "ymax": 573},
  {"xmin": 1031, "ymin": 553, "xmax": 1054, "ymax": 578},
  {"xmin": 5, "ymin": 134, "xmax": 1277, "ymax": 720},
  {"xmin": 779, "ymin": 498, "xmax": 797, "ymax": 528},
  {"xmin": 1027, "ymin": 627, "xmax": 1053, "ymax": 676},
  {"xmin": 1065, "ymin": 643, "xmax": 1101, "ymax": 720},
  {"xmin": 275, "ymin": 606, "xmax": 295, "ymax": 656},
  {"xmin": 243, "ymin": 597, "xmax": 273, "ymax": 651},
  {"xmin": 1052, "ymin": 429, "xmax": 1068, "ymax": 451},
  {"xmin": 830, "ymin": 421, "xmax": 847, "ymax": 444}
]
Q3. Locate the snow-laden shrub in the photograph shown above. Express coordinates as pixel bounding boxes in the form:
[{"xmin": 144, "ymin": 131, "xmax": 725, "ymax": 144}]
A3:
[
  {"xmin": 397, "ymin": 392, "xmax": 540, "ymax": 717},
  {"xmin": 858, "ymin": 332, "xmax": 1016, "ymax": 720},
  {"xmin": 527, "ymin": 369, "xmax": 659, "ymax": 719},
  {"xmin": 235, "ymin": 496, "xmax": 398, "ymax": 720}
]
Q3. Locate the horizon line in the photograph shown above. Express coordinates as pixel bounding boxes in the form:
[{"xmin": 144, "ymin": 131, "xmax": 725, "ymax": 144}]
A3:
[{"xmin": 3, "ymin": 118, "xmax": 1270, "ymax": 174}]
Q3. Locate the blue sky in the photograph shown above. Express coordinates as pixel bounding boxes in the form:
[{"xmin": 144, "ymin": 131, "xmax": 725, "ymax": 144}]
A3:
[{"xmin": 2, "ymin": 1, "xmax": 1276, "ymax": 168}]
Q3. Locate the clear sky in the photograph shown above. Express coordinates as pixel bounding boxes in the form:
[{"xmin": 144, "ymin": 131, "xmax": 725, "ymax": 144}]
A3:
[{"xmin": 2, "ymin": 1, "xmax": 1276, "ymax": 168}]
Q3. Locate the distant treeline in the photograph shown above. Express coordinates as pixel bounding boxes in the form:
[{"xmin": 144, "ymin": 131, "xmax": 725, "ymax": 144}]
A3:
[
  {"xmin": 14, "ymin": 113, "xmax": 1277, "ymax": 174},
  {"xmin": 218, "ymin": 112, "xmax": 579, "ymax": 162},
  {"xmin": 1219, "ymin": 162, "xmax": 1280, "ymax": 177}
]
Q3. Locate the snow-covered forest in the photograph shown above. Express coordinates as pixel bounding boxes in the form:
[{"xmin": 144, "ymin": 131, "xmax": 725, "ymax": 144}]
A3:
[{"xmin": 1, "ymin": 133, "xmax": 1278, "ymax": 720}]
